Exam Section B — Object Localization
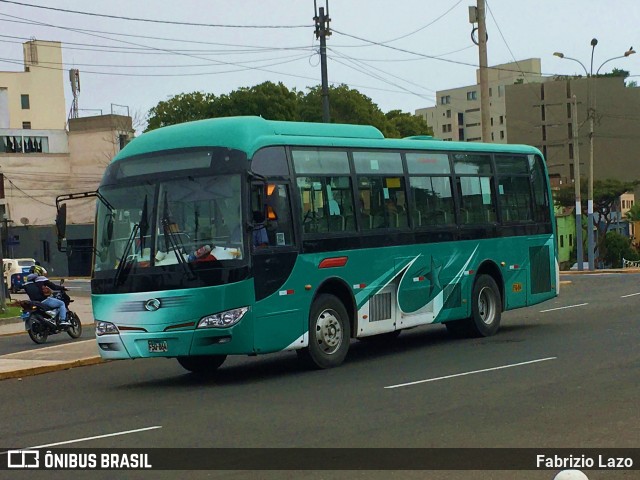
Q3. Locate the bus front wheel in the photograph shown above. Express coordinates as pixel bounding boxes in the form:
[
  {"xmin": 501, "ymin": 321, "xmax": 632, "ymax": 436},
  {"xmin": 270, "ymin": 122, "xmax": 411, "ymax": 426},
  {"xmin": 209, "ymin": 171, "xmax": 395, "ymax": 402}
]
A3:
[
  {"xmin": 446, "ymin": 274, "xmax": 502, "ymax": 338},
  {"xmin": 298, "ymin": 294, "xmax": 350, "ymax": 369},
  {"xmin": 177, "ymin": 355, "xmax": 227, "ymax": 374}
]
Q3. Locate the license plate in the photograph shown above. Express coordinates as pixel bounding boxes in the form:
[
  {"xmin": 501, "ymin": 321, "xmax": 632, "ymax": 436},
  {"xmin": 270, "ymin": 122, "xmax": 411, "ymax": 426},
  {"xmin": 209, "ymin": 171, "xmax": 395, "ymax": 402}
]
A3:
[{"xmin": 148, "ymin": 340, "xmax": 168, "ymax": 353}]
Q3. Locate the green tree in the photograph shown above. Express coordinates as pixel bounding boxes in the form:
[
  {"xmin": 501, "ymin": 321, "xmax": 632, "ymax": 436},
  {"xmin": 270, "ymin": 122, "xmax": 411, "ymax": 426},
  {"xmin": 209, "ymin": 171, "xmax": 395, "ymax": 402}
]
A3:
[
  {"xmin": 598, "ymin": 68, "xmax": 630, "ymax": 79},
  {"xmin": 603, "ymin": 231, "xmax": 639, "ymax": 268},
  {"xmin": 625, "ymin": 203, "xmax": 640, "ymax": 221},
  {"xmin": 146, "ymin": 82, "xmax": 434, "ymax": 139},
  {"xmin": 299, "ymin": 84, "xmax": 390, "ymax": 133},
  {"xmin": 214, "ymin": 81, "xmax": 301, "ymax": 120},
  {"xmin": 384, "ymin": 110, "xmax": 433, "ymax": 138},
  {"xmin": 554, "ymin": 178, "xmax": 639, "ymax": 260},
  {"xmin": 146, "ymin": 92, "xmax": 217, "ymax": 131}
]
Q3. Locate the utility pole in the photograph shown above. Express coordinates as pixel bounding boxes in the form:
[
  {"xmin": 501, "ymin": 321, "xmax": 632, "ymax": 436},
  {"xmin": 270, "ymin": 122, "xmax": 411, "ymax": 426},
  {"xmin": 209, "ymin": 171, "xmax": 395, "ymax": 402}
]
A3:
[
  {"xmin": 571, "ymin": 95, "xmax": 584, "ymax": 270},
  {"xmin": 314, "ymin": 1, "xmax": 331, "ymax": 123},
  {"xmin": 0, "ymin": 226, "xmax": 5, "ymax": 312},
  {"xmin": 477, "ymin": 1, "xmax": 490, "ymax": 142},
  {"xmin": 470, "ymin": 1, "xmax": 490, "ymax": 142}
]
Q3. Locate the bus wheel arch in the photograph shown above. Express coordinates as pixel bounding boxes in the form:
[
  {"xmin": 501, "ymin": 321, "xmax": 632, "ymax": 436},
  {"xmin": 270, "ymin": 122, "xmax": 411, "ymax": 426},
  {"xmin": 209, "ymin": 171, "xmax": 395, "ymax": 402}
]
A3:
[
  {"xmin": 311, "ymin": 277, "xmax": 357, "ymax": 338},
  {"xmin": 475, "ymin": 260, "xmax": 504, "ymax": 312},
  {"xmin": 298, "ymin": 278, "xmax": 354, "ymax": 369},
  {"xmin": 446, "ymin": 261, "xmax": 503, "ymax": 338}
]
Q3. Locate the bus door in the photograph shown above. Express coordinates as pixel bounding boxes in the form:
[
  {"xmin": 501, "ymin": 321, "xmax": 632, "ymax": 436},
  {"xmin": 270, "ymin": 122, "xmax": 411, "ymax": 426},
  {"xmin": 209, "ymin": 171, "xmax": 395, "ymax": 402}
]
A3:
[{"xmin": 250, "ymin": 182, "xmax": 303, "ymax": 352}]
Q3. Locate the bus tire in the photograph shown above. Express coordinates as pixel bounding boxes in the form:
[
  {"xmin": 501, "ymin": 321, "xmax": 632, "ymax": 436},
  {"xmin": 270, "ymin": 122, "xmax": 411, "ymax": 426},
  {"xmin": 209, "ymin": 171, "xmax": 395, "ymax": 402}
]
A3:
[
  {"xmin": 297, "ymin": 294, "xmax": 350, "ymax": 369},
  {"xmin": 177, "ymin": 355, "xmax": 227, "ymax": 374},
  {"xmin": 447, "ymin": 274, "xmax": 502, "ymax": 338}
]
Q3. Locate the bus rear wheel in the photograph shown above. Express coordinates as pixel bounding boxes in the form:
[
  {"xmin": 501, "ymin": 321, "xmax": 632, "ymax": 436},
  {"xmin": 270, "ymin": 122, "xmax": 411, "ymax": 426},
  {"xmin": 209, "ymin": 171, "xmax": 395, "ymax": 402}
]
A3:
[
  {"xmin": 177, "ymin": 355, "xmax": 227, "ymax": 374},
  {"xmin": 445, "ymin": 274, "xmax": 502, "ymax": 338},
  {"xmin": 297, "ymin": 294, "xmax": 350, "ymax": 369}
]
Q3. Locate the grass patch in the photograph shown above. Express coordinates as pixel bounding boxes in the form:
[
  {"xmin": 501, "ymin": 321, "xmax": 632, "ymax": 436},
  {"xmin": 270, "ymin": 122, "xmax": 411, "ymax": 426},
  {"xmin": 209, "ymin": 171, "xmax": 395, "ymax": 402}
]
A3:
[{"xmin": 0, "ymin": 305, "xmax": 22, "ymax": 320}]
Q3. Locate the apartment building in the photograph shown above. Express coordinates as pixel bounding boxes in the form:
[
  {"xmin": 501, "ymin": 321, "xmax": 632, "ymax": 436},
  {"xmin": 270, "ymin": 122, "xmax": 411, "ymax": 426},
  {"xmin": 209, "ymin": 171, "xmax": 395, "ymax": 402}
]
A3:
[
  {"xmin": 0, "ymin": 40, "xmax": 132, "ymax": 276},
  {"xmin": 415, "ymin": 59, "xmax": 545, "ymax": 143},
  {"xmin": 505, "ymin": 76, "xmax": 640, "ymax": 186}
]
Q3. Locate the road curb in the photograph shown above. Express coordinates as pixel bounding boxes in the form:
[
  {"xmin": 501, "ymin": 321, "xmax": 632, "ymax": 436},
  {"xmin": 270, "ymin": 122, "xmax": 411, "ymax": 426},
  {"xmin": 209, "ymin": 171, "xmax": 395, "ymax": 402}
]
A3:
[{"xmin": 0, "ymin": 356, "xmax": 105, "ymax": 381}]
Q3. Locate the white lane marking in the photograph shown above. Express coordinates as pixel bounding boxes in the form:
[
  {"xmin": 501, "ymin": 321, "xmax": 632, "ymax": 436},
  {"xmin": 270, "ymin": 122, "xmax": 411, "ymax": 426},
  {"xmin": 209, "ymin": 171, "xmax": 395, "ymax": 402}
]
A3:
[
  {"xmin": 621, "ymin": 292, "xmax": 640, "ymax": 298},
  {"xmin": 0, "ymin": 426, "xmax": 162, "ymax": 454},
  {"xmin": 540, "ymin": 303, "xmax": 588, "ymax": 313},
  {"xmin": 384, "ymin": 357, "xmax": 557, "ymax": 389}
]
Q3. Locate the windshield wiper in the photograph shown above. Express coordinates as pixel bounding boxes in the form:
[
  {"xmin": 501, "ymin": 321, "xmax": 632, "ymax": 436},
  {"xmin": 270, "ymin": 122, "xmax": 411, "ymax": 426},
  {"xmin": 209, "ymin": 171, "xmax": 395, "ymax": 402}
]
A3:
[
  {"xmin": 161, "ymin": 192, "xmax": 195, "ymax": 279},
  {"xmin": 113, "ymin": 223, "xmax": 139, "ymax": 287}
]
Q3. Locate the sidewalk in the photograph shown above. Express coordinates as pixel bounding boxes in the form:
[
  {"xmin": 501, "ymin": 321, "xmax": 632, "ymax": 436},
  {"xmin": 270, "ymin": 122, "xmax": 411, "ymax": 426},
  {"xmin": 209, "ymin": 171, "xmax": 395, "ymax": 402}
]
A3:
[{"xmin": 0, "ymin": 294, "xmax": 103, "ymax": 380}]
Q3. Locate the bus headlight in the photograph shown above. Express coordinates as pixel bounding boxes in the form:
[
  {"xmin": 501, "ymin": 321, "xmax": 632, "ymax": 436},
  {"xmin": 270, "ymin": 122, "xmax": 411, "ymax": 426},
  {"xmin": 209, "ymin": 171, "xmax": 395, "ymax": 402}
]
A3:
[
  {"xmin": 96, "ymin": 321, "xmax": 119, "ymax": 336},
  {"xmin": 198, "ymin": 307, "xmax": 249, "ymax": 329}
]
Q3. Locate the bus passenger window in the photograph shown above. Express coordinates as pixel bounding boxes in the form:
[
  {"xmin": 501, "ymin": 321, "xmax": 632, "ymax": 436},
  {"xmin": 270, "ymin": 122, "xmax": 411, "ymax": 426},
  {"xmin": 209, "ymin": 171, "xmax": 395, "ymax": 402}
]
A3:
[{"xmin": 296, "ymin": 176, "xmax": 355, "ymax": 234}]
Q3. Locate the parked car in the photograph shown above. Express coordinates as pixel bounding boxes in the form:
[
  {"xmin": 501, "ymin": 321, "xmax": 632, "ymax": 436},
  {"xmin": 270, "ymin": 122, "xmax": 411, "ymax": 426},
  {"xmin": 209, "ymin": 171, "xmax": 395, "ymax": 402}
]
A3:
[{"xmin": 3, "ymin": 258, "xmax": 36, "ymax": 293}]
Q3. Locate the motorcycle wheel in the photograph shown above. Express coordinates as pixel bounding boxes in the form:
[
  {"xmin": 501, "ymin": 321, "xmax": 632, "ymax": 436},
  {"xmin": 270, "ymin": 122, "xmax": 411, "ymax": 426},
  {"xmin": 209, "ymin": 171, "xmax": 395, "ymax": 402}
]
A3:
[
  {"xmin": 28, "ymin": 316, "xmax": 48, "ymax": 344},
  {"xmin": 67, "ymin": 312, "xmax": 82, "ymax": 339}
]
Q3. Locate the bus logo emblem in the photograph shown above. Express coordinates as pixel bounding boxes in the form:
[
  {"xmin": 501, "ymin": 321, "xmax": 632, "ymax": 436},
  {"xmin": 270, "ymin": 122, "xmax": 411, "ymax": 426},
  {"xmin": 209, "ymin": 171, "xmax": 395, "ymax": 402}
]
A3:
[{"xmin": 144, "ymin": 299, "xmax": 161, "ymax": 311}]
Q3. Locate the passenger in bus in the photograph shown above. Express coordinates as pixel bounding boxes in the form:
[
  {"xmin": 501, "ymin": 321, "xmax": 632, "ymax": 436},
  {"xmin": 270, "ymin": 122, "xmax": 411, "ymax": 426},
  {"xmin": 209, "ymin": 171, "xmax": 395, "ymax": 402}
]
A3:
[{"xmin": 252, "ymin": 211, "xmax": 269, "ymax": 247}]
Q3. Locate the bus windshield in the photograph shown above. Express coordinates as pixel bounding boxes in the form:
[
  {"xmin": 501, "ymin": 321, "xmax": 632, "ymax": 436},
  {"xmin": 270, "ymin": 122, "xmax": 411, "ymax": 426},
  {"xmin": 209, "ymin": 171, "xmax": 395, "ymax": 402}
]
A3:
[{"xmin": 94, "ymin": 174, "xmax": 244, "ymax": 275}]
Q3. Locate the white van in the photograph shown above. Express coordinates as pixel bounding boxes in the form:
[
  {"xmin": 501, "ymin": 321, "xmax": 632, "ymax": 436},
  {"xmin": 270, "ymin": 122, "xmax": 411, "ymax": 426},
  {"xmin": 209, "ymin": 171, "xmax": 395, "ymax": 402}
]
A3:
[{"xmin": 3, "ymin": 258, "xmax": 36, "ymax": 293}]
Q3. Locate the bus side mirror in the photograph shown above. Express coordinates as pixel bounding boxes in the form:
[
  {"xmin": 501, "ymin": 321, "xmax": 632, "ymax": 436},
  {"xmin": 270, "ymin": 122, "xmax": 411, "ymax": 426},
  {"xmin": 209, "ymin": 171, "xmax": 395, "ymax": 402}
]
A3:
[{"xmin": 55, "ymin": 203, "xmax": 67, "ymax": 251}]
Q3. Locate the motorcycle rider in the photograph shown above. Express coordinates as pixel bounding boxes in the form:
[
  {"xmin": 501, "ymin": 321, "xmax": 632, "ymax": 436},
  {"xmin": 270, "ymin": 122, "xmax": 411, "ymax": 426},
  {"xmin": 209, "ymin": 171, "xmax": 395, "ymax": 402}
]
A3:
[{"xmin": 22, "ymin": 265, "xmax": 70, "ymax": 326}]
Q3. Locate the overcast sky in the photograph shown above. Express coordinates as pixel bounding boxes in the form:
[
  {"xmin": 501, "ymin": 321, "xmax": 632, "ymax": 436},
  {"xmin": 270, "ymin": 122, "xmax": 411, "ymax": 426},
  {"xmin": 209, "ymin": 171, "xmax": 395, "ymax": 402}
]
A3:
[{"xmin": 1, "ymin": 0, "xmax": 638, "ymax": 129}]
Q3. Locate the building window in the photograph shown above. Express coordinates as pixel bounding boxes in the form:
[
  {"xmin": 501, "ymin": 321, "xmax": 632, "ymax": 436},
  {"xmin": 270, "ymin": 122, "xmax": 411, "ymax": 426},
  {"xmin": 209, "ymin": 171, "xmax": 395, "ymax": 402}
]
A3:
[
  {"xmin": 490, "ymin": 117, "xmax": 494, "ymax": 126},
  {"xmin": 467, "ymin": 91, "xmax": 478, "ymax": 101},
  {"xmin": 22, "ymin": 121, "xmax": 31, "ymax": 129},
  {"xmin": 498, "ymin": 85, "xmax": 505, "ymax": 97},
  {"xmin": 569, "ymin": 143, "xmax": 574, "ymax": 160},
  {"xmin": 499, "ymin": 115, "xmax": 504, "ymax": 125},
  {"xmin": 440, "ymin": 95, "xmax": 451, "ymax": 105},
  {"xmin": 569, "ymin": 234, "xmax": 573, "ymax": 247},
  {"xmin": 446, "ymin": 109, "xmax": 452, "ymax": 118},
  {"xmin": 2, "ymin": 135, "xmax": 49, "ymax": 153},
  {"xmin": 500, "ymin": 131, "xmax": 505, "ymax": 139},
  {"xmin": 560, "ymin": 235, "xmax": 564, "ymax": 248},
  {"xmin": 21, "ymin": 94, "xmax": 30, "ymax": 109},
  {"xmin": 489, "ymin": 87, "xmax": 493, "ymax": 97}
]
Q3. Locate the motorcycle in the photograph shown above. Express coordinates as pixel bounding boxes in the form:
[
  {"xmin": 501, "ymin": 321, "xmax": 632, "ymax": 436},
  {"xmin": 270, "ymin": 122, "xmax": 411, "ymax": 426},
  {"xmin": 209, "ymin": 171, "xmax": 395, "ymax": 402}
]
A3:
[{"xmin": 17, "ymin": 280, "xmax": 82, "ymax": 345}]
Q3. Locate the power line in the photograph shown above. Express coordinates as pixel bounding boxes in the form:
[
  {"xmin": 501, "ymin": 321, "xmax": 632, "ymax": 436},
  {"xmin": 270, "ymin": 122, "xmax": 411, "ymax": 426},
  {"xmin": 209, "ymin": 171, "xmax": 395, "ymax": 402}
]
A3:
[
  {"xmin": 375, "ymin": 1, "xmax": 464, "ymax": 44},
  {"xmin": 0, "ymin": 0, "xmax": 311, "ymax": 28}
]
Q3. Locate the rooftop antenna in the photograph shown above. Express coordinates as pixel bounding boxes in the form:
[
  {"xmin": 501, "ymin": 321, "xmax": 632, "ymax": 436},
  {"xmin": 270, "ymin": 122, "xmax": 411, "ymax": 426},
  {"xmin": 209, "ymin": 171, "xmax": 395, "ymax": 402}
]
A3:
[{"xmin": 69, "ymin": 68, "xmax": 80, "ymax": 119}]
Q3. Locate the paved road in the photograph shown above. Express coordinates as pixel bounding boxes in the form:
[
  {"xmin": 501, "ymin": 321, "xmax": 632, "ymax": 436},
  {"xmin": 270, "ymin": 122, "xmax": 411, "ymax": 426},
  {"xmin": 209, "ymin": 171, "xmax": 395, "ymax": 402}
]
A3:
[{"xmin": 1, "ymin": 274, "xmax": 638, "ymax": 480}]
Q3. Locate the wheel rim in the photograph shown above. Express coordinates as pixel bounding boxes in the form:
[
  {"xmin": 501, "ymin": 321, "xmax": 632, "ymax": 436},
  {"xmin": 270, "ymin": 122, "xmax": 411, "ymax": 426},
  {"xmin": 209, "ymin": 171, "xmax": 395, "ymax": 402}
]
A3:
[
  {"xmin": 315, "ymin": 308, "xmax": 343, "ymax": 355},
  {"xmin": 477, "ymin": 286, "xmax": 496, "ymax": 325}
]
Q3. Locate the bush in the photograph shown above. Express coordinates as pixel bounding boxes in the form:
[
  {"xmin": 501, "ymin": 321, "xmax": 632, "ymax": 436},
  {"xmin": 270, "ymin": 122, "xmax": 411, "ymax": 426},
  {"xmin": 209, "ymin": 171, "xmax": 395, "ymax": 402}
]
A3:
[{"xmin": 603, "ymin": 231, "xmax": 640, "ymax": 268}]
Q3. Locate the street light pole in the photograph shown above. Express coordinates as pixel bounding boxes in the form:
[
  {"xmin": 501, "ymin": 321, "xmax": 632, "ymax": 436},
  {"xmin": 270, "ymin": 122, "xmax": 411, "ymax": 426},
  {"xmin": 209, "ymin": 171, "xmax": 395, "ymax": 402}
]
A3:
[
  {"xmin": 587, "ymin": 38, "xmax": 597, "ymax": 271},
  {"xmin": 553, "ymin": 41, "xmax": 635, "ymax": 270},
  {"xmin": 571, "ymin": 95, "xmax": 584, "ymax": 271}
]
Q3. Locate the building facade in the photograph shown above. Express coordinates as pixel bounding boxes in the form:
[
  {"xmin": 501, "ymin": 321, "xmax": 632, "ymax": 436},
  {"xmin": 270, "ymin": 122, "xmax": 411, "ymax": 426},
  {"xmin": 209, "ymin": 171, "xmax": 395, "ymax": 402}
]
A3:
[
  {"xmin": 505, "ymin": 76, "xmax": 640, "ymax": 186},
  {"xmin": 1, "ymin": 40, "xmax": 132, "ymax": 276},
  {"xmin": 415, "ymin": 59, "xmax": 545, "ymax": 143}
]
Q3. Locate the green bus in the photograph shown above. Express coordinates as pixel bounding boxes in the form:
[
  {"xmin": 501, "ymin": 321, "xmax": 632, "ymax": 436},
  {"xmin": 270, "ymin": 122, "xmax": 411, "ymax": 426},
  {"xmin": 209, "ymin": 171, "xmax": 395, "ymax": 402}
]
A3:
[{"xmin": 58, "ymin": 116, "xmax": 558, "ymax": 372}]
